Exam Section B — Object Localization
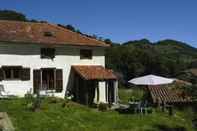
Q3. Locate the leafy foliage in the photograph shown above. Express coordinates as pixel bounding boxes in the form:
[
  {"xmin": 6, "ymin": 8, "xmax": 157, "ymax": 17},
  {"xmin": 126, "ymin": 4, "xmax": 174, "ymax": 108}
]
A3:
[
  {"xmin": 106, "ymin": 39, "xmax": 197, "ymax": 84},
  {"xmin": 0, "ymin": 10, "xmax": 28, "ymax": 21}
]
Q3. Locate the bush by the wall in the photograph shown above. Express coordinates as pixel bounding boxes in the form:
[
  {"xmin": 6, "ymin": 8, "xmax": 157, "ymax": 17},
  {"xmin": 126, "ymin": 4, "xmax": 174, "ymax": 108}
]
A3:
[{"xmin": 98, "ymin": 103, "xmax": 108, "ymax": 112}]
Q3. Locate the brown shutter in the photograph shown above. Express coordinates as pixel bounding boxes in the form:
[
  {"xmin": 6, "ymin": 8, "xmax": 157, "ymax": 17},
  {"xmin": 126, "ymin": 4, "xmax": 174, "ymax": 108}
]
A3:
[
  {"xmin": 33, "ymin": 69, "xmax": 41, "ymax": 94},
  {"xmin": 56, "ymin": 69, "xmax": 63, "ymax": 92},
  {"xmin": 0, "ymin": 68, "xmax": 4, "ymax": 81},
  {"xmin": 21, "ymin": 68, "xmax": 30, "ymax": 81}
]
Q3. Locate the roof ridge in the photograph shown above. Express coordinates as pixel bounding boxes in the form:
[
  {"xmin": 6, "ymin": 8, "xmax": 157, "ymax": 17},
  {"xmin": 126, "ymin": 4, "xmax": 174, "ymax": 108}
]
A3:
[{"xmin": 0, "ymin": 20, "xmax": 45, "ymax": 25}]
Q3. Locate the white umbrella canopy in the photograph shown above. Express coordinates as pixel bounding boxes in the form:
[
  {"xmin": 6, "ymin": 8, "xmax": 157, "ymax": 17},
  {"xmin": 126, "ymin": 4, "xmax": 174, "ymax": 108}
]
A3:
[{"xmin": 128, "ymin": 74, "xmax": 174, "ymax": 86}]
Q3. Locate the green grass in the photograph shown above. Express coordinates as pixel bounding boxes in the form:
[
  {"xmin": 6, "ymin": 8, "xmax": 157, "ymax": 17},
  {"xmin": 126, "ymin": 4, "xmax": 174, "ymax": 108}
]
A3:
[
  {"xmin": 0, "ymin": 97, "xmax": 194, "ymax": 131},
  {"xmin": 119, "ymin": 88, "xmax": 144, "ymax": 104}
]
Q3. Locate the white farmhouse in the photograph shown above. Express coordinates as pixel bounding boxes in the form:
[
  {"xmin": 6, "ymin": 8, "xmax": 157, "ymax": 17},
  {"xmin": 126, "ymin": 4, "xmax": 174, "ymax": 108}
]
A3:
[{"xmin": 0, "ymin": 20, "xmax": 118, "ymax": 105}]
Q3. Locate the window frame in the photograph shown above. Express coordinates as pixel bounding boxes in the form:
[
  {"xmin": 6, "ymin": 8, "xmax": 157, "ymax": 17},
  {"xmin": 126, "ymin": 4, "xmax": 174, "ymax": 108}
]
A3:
[
  {"xmin": 40, "ymin": 48, "xmax": 55, "ymax": 59},
  {"xmin": 80, "ymin": 49, "xmax": 93, "ymax": 59},
  {"xmin": 2, "ymin": 66, "xmax": 22, "ymax": 80}
]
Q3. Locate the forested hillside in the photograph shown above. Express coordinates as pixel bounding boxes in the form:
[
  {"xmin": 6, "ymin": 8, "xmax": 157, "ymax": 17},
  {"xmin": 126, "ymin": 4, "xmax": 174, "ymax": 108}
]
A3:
[{"xmin": 106, "ymin": 39, "xmax": 197, "ymax": 83}]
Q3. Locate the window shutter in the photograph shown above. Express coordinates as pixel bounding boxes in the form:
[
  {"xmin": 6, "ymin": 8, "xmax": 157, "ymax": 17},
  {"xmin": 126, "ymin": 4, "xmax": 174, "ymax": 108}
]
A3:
[
  {"xmin": 56, "ymin": 69, "xmax": 63, "ymax": 92},
  {"xmin": 33, "ymin": 70, "xmax": 41, "ymax": 94},
  {"xmin": 0, "ymin": 68, "xmax": 4, "ymax": 81},
  {"xmin": 21, "ymin": 68, "xmax": 30, "ymax": 81}
]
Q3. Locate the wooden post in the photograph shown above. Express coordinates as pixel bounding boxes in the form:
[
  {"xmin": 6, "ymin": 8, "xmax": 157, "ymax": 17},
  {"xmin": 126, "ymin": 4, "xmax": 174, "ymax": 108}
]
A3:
[
  {"xmin": 96, "ymin": 81, "xmax": 99, "ymax": 103},
  {"xmin": 75, "ymin": 74, "xmax": 79, "ymax": 102},
  {"xmin": 106, "ymin": 81, "xmax": 108, "ymax": 103},
  {"xmin": 40, "ymin": 69, "xmax": 42, "ymax": 92},
  {"xmin": 84, "ymin": 80, "xmax": 89, "ymax": 105},
  {"xmin": 114, "ymin": 80, "xmax": 118, "ymax": 104},
  {"xmin": 54, "ymin": 69, "xmax": 56, "ymax": 93}
]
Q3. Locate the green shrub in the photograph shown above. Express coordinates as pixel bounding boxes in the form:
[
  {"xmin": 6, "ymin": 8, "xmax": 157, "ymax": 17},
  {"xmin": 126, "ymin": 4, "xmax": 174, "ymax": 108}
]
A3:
[
  {"xmin": 32, "ymin": 97, "xmax": 41, "ymax": 112},
  {"xmin": 98, "ymin": 103, "xmax": 108, "ymax": 112},
  {"xmin": 24, "ymin": 93, "xmax": 35, "ymax": 105},
  {"xmin": 24, "ymin": 93, "xmax": 36, "ymax": 111},
  {"xmin": 62, "ymin": 99, "xmax": 69, "ymax": 108},
  {"xmin": 24, "ymin": 92, "xmax": 42, "ymax": 112},
  {"xmin": 26, "ymin": 102, "xmax": 34, "ymax": 110},
  {"xmin": 62, "ymin": 102, "xmax": 67, "ymax": 108},
  {"xmin": 147, "ymin": 107, "xmax": 153, "ymax": 114}
]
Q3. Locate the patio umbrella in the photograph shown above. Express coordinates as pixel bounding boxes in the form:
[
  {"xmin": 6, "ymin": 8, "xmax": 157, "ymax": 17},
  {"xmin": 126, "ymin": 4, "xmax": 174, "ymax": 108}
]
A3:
[{"xmin": 128, "ymin": 74, "xmax": 174, "ymax": 86}]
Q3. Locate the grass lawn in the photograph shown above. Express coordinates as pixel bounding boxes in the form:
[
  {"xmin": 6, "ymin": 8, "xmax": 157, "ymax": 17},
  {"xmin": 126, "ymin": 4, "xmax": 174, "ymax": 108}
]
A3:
[
  {"xmin": 0, "ymin": 97, "xmax": 194, "ymax": 131},
  {"xmin": 118, "ymin": 88, "xmax": 144, "ymax": 104}
]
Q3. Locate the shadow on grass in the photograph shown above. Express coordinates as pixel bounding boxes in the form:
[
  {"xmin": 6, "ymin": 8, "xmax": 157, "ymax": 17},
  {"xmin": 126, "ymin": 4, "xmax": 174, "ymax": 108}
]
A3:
[
  {"xmin": 154, "ymin": 124, "xmax": 187, "ymax": 131},
  {"xmin": 115, "ymin": 108, "xmax": 133, "ymax": 114}
]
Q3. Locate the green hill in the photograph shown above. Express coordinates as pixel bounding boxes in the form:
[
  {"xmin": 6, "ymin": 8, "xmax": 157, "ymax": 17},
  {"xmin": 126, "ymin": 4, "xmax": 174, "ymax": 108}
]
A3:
[
  {"xmin": 156, "ymin": 40, "xmax": 197, "ymax": 62},
  {"xmin": 106, "ymin": 39, "xmax": 197, "ymax": 83}
]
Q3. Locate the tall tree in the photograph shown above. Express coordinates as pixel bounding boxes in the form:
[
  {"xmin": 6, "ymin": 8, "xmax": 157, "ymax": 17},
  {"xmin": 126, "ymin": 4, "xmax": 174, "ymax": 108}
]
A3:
[{"xmin": 0, "ymin": 10, "xmax": 28, "ymax": 21}]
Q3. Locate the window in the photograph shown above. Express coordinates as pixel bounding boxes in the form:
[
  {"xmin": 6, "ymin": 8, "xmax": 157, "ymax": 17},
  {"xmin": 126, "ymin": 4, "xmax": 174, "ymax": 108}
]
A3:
[
  {"xmin": 44, "ymin": 31, "xmax": 54, "ymax": 37},
  {"xmin": 41, "ymin": 48, "xmax": 55, "ymax": 59},
  {"xmin": 4, "ymin": 68, "xmax": 12, "ymax": 79},
  {"xmin": 0, "ymin": 66, "xmax": 30, "ymax": 81},
  {"xmin": 33, "ymin": 69, "xmax": 63, "ymax": 93},
  {"xmin": 80, "ymin": 49, "xmax": 92, "ymax": 59},
  {"xmin": 13, "ymin": 68, "xmax": 20, "ymax": 79},
  {"xmin": 2, "ymin": 66, "xmax": 21, "ymax": 80}
]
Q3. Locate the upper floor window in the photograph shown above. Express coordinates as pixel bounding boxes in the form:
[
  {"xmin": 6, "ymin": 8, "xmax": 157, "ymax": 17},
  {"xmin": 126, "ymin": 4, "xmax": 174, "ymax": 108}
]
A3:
[
  {"xmin": 80, "ymin": 49, "xmax": 92, "ymax": 59},
  {"xmin": 41, "ymin": 48, "xmax": 55, "ymax": 59}
]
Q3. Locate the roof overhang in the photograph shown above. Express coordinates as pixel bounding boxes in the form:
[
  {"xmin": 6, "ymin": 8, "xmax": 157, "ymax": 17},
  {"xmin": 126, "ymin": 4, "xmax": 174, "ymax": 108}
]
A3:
[
  {"xmin": 0, "ymin": 40, "xmax": 110, "ymax": 48},
  {"xmin": 72, "ymin": 65, "xmax": 117, "ymax": 81}
]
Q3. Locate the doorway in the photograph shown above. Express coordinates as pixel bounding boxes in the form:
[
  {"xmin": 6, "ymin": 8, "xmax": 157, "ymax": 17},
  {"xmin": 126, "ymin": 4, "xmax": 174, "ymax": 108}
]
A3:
[{"xmin": 107, "ymin": 81, "xmax": 115, "ymax": 104}]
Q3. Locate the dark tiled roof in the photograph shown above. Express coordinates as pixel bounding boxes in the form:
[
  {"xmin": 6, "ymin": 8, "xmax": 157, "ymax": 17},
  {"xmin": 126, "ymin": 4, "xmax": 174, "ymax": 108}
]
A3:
[
  {"xmin": 72, "ymin": 65, "xmax": 117, "ymax": 80},
  {"xmin": 148, "ymin": 86, "xmax": 192, "ymax": 104},
  {"xmin": 0, "ymin": 20, "xmax": 108, "ymax": 47}
]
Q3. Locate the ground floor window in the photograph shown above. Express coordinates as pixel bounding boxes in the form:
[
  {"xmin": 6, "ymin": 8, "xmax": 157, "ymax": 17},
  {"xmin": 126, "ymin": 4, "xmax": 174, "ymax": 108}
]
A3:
[
  {"xmin": 0, "ymin": 66, "xmax": 30, "ymax": 81},
  {"xmin": 33, "ymin": 68, "xmax": 63, "ymax": 93},
  {"xmin": 2, "ymin": 66, "xmax": 21, "ymax": 80}
]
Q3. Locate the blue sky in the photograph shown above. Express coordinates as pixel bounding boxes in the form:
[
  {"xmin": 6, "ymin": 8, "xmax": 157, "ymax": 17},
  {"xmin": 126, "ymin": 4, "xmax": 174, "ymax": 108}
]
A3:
[{"xmin": 0, "ymin": 0, "xmax": 197, "ymax": 47}]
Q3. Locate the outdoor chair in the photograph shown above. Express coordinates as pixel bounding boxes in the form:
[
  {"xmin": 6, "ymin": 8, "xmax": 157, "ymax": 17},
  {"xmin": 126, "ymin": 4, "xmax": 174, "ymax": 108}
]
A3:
[
  {"xmin": 133, "ymin": 100, "xmax": 150, "ymax": 114},
  {"xmin": 0, "ymin": 85, "xmax": 15, "ymax": 99}
]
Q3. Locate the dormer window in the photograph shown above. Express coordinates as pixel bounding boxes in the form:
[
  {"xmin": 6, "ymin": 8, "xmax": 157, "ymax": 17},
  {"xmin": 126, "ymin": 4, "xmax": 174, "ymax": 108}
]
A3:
[
  {"xmin": 44, "ymin": 31, "xmax": 54, "ymax": 37},
  {"xmin": 80, "ymin": 49, "xmax": 92, "ymax": 59},
  {"xmin": 41, "ymin": 48, "xmax": 55, "ymax": 59}
]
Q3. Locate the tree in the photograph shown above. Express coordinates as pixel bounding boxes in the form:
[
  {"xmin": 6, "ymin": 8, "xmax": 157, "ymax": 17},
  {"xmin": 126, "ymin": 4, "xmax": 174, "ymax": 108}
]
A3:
[
  {"xmin": 104, "ymin": 39, "xmax": 112, "ymax": 45},
  {"xmin": 66, "ymin": 25, "xmax": 76, "ymax": 32},
  {"xmin": 106, "ymin": 39, "xmax": 197, "ymax": 86},
  {"xmin": 0, "ymin": 10, "xmax": 28, "ymax": 21}
]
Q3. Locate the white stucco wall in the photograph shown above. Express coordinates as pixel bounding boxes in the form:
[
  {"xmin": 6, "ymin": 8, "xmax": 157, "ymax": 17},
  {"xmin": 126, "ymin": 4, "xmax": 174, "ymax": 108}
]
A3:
[{"xmin": 0, "ymin": 42, "xmax": 106, "ymax": 99}]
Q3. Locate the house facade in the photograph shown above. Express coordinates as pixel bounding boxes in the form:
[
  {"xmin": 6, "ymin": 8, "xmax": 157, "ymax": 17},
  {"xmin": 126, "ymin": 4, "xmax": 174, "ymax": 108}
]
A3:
[{"xmin": 0, "ymin": 20, "xmax": 118, "ymax": 105}]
